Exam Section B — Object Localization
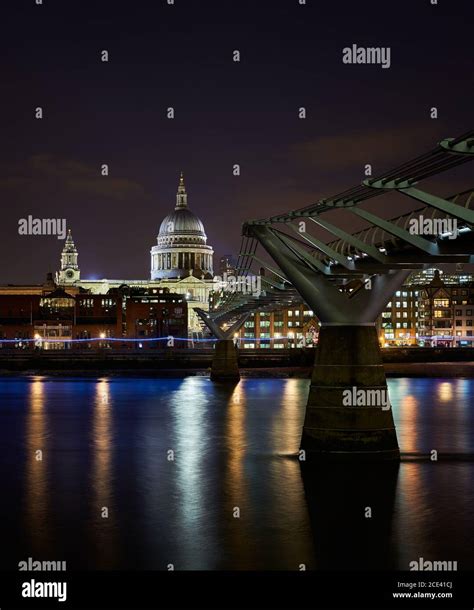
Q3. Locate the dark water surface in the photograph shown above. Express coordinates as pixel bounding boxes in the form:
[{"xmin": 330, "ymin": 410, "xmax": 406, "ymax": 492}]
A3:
[{"xmin": 0, "ymin": 376, "xmax": 473, "ymax": 571}]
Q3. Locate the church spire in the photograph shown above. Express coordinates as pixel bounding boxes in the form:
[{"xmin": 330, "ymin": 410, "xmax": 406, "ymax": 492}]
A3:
[
  {"xmin": 176, "ymin": 172, "xmax": 188, "ymax": 209},
  {"xmin": 56, "ymin": 229, "xmax": 80, "ymax": 285}
]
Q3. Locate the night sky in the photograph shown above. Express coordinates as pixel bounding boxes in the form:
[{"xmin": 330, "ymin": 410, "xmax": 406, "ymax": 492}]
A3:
[{"xmin": 1, "ymin": 0, "xmax": 473, "ymax": 283}]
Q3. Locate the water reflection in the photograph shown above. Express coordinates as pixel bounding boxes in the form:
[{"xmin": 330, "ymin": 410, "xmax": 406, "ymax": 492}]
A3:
[
  {"xmin": 91, "ymin": 379, "xmax": 117, "ymax": 567},
  {"xmin": 301, "ymin": 462, "xmax": 399, "ymax": 570},
  {"xmin": 438, "ymin": 382, "xmax": 453, "ymax": 403},
  {"xmin": 172, "ymin": 378, "xmax": 218, "ymax": 569},
  {"xmin": 24, "ymin": 377, "xmax": 51, "ymax": 554},
  {"xmin": 1, "ymin": 376, "xmax": 471, "ymax": 570}
]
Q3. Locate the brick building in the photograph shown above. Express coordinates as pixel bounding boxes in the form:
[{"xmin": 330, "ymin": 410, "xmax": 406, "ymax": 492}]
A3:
[{"xmin": 0, "ymin": 286, "xmax": 187, "ymax": 350}]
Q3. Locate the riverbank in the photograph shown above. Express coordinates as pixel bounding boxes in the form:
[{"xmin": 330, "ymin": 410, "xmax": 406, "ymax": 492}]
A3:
[{"xmin": 0, "ymin": 362, "xmax": 473, "ymax": 378}]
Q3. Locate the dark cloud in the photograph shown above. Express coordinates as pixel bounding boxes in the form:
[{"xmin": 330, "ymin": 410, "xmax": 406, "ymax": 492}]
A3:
[
  {"xmin": 0, "ymin": 155, "xmax": 146, "ymax": 201},
  {"xmin": 290, "ymin": 125, "xmax": 444, "ymax": 172}
]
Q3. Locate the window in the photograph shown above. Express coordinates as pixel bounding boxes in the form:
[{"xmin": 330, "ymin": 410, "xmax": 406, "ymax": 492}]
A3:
[
  {"xmin": 403, "ymin": 312, "xmax": 408, "ymax": 318},
  {"xmin": 396, "ymin": 302, "xmax": 401, "ymax": 308},
  {"xmin": 274, "ymin": 321, "xmax": 283, "ymax": 327},
  {"xmin": 467, "ymin": 310, "xmax": 473, "ymax": 316},
  {"xmin": 456, "ymin": 320, "xmax": 462, "ymax": 327},
  {"xmin": 260, "ymin": 320, "xmax": 270, "ymax": 327},
  {"xmin": 456, "ymin": 310, "xmax": 462, "ymax": 316},
  {"xmin": 244, "ymin": 321, "xmax": 254, "ymax": 328},
  {"xmin": 467, "ymin": 320, "xmax": 473, "ymax": 327},
  {"xmin": 434, "ymin": 299, "xmax": 450, "ymax": 307},
  {"xmin": 396, "ymin": 312, "xmax": 401, "ymax": 318},
  {"xmin": 403, "ymin": 302, "xmax": 408, "ymax": 308}
]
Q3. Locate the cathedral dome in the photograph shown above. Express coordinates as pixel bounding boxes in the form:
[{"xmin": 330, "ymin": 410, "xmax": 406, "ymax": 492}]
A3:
[
  {"xmin": 158, "ymin": 208, "xmax": 206, "ymax": 239},
  {"xmin": 150, "ymin": 173, "xmax": 214, "ymax": 281}
]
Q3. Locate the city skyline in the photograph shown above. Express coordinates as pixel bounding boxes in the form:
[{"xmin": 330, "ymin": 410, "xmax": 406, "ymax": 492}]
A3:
[{"xmin": 1, "ymin": 0, "xmax": 474, "ymax": 283}]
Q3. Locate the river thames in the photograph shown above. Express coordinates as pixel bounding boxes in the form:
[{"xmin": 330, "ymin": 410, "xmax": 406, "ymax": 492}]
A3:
[{"xmin": 0, "ymin": 376, "xmax": 473, "ymax": 571}]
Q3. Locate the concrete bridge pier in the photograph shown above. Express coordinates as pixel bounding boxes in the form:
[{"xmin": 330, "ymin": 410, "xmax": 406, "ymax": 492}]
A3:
[
  {"xmin": 195, "ymin": 308, "xmax": 249, "ymax": 382},
  {"xmin": 303, "ymin": 323, "xmax": 399, "ymax": 461},
  {"xmin": 210, "ymin": 339, "xmax": 240, "ymax": 382}
]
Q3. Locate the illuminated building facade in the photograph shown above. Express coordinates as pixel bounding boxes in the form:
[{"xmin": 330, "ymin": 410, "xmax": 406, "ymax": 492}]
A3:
[
  {"xmin": 0, "ymin": 287, "xmax": 187, "ymax": 350},
  {"xmin": 238, "ymin": 305, "xmax": 319, "ymax": 349},
  {"xmin": 416, "ymin": 270, "xmax": 474, "ymax": 347},
  {"xmin": 238, "ymin": 270, "xmax": 474, "ymax": 349},
  {"xmin": 378, "ymin": 289, "xmax": 419, "ymax": 347}
]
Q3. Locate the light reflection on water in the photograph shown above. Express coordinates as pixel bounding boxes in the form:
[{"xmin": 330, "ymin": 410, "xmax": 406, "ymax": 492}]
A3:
[{"xmin": 0, "ymin": 376, "xmax": 473, "ymax": 570}]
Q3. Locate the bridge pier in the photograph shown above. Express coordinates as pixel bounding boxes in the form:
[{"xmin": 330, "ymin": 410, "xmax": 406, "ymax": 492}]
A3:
[
  {"xmin": 302, "ymin": 324, "xmax": 399, "ymax": 461},
  {"xmin": 195, "ymin": 308, "xmax": 248, "ymax": 382},
  {"xmin": 246, "ymin": 224, "xmax": 412, "ymax": 461},
  {"xmin": 210, "ymin": 339, "xmax": 240, "ymax": 382}
]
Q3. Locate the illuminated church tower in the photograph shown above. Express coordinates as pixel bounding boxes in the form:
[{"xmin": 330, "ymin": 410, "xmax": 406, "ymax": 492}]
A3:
[{"xmin": 56, "ymin": 229, "xmax": 80, "ymax": 285}]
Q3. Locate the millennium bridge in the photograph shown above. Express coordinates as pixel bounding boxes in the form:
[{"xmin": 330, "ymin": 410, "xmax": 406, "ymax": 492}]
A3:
[{"xmin": 197, "ymin": 130, "xmax": 474, "ymax": 462}]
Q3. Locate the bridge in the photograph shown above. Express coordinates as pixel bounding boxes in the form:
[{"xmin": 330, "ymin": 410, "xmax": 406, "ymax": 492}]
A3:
[{"xmin": 198, "ymin": 130, "xmax": 474, "ymax": 462}]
